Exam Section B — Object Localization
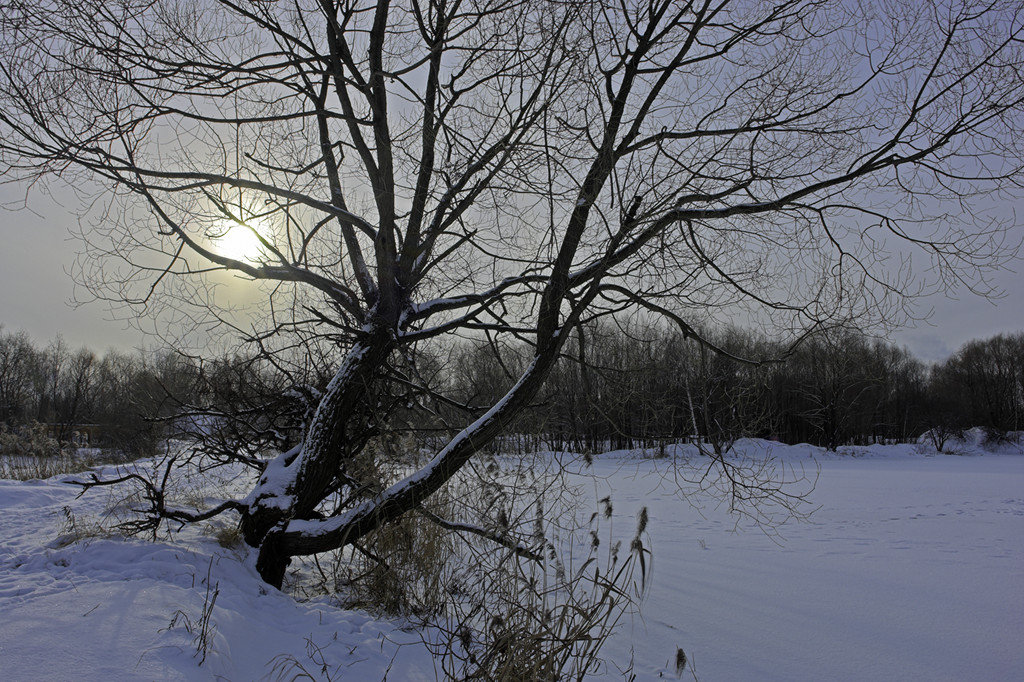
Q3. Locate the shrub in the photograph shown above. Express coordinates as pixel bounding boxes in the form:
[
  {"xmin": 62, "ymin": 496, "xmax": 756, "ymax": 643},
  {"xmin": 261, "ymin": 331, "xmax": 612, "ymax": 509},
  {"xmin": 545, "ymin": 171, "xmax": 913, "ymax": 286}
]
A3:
[{"xmin": 0, "ymin": 421, "xmax": 63, "ymax": 458}]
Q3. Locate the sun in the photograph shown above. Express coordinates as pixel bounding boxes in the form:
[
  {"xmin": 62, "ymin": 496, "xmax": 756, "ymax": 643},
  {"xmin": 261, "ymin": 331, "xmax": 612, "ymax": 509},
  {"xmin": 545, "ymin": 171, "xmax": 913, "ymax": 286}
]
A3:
[{"xmin": 212, "ymin": 221, "xmax": 266, "ymax": 262}]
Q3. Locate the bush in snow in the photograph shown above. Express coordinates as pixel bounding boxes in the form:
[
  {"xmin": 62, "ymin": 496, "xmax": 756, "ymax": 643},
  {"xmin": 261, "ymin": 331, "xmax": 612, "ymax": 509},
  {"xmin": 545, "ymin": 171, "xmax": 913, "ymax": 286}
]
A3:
[{"xmin": 0, "ymin": 421, "xmax": 63, "ymax": 458}]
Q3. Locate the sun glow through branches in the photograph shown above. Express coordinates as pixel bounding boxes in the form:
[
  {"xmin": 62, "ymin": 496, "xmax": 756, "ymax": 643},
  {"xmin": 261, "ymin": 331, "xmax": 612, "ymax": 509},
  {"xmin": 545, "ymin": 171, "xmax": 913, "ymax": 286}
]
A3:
[{"xmin": 211, "ymin": 220, "xmax": 266, "ymax": 263}]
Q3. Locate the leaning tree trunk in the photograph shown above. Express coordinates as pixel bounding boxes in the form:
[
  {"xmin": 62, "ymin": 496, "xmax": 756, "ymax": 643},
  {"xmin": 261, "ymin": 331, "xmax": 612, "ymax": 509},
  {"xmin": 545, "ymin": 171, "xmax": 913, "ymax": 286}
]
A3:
[
  {"xmin": 241, "ymin": 323, "xmax": 395, "ymax": 585},
  {"xmin": 250, "ymin": 278, "xmax": 585, "ymax": 587},
  {"xmin": 255, "ymin": 350, "xmax": 557, "ymax": 586}
]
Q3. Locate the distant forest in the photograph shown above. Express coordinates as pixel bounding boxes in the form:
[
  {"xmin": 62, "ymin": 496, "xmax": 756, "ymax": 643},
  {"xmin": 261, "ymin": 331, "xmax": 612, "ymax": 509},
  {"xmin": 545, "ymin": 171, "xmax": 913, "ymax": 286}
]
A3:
[{"xmin": 1, "ymin": 325, "xmax": 1022, "ymax": 456}]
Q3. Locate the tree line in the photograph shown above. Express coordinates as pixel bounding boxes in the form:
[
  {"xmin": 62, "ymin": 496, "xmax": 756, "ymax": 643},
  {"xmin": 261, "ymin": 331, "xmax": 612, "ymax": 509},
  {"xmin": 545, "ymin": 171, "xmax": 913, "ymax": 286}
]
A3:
[
  {"xmin": 0, "ymin": 326, "xmax": 336, "ymax": 459},
  {"xmin": 445, "ymin": 325, "xmax": 1024, "ymax": 452},
  {"xmin": 4, "ymin": 323, "xmax": 1021, "ymax": 457},
  {"xmin": 0, "ymin": 329, "xmax": 178, "ymax": 454}
]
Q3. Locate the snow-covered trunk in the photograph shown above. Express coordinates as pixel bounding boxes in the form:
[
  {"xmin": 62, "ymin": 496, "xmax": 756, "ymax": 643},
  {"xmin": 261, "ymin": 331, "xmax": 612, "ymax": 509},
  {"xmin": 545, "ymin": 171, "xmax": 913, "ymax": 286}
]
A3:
[
  {"xmin": 241, "ymin": 323, "xmax": 395, "ymax": 585},
  {"xmin": 254, "ymin": 335, "xmax": 568, "ymax": 586}
]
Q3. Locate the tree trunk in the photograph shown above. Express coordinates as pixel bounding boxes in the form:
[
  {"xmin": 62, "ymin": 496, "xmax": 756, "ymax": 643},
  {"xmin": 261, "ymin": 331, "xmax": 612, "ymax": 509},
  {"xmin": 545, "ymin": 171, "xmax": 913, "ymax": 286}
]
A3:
[{"xmin": 241, "ymin": 323, "xmax": 395, "ymax": 582}]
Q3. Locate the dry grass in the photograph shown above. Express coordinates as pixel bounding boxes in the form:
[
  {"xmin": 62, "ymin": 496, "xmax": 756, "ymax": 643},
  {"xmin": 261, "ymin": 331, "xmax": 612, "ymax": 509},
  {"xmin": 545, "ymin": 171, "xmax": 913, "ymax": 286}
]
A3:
[
  {"xmin": 0, "ymin": 422, "xmax": 96, "ymax": 480},
  {"xmin": 283, "ymin": 436, "xmax": 647, "ymax": 681},
  {"xmin": 211, "ymin": 523, "xmax": 245, "ymax": 549},
  {"xmin": 49, "ymin": 504, "xmax": 117, "ymax": 547},
  {"xmin": 295, "ymin": 435, "xmax": 458, "ymax": 617},
  {"xmin": 0, "ymin": 451, "xmax": 99, "ymax": 481},
  {"xmin": 427, "ymin": 488, "xmax": 649, "ymax": 681}
]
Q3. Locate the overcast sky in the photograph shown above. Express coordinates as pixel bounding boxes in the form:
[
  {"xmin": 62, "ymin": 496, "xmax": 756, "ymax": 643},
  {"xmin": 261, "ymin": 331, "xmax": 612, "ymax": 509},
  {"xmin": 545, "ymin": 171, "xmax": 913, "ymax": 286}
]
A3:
[
  {"xmin": 2, "ymin": 180, "xmax": 1022, "ymax": 363},
  {"xmin": 0, "ymin": 184, "xmax": 147, "ymax": 353}
]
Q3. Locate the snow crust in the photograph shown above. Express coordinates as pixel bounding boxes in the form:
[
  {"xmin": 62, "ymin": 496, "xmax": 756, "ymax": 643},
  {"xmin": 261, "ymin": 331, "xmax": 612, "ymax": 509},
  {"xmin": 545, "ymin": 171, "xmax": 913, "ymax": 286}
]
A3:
[{"xmin": 2, "ymin": 436, "xmax": 1022, "ymax": 680}]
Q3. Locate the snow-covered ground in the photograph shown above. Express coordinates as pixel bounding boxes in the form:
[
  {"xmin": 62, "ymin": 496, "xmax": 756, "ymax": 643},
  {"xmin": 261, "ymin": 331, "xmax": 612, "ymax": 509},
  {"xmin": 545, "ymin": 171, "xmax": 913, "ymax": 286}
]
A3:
[
  {"xmin": 596, "ymin": 438, "xmax": 1024, "ymax": 681},
  {"xmin": 1, "ymin": 436, "xmax": 1022, "ymax": 680}
]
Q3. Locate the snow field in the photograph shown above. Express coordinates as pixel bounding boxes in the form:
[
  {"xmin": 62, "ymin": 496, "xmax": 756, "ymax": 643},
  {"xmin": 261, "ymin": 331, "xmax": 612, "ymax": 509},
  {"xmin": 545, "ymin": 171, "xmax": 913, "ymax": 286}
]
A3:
[
  {"xmin": 594, "ymin": 442, "xmax": 1024, "ymax": 680},
  {"xmin": 0, "ymin": 437, "xmax": 1021, "ymax": 681}
]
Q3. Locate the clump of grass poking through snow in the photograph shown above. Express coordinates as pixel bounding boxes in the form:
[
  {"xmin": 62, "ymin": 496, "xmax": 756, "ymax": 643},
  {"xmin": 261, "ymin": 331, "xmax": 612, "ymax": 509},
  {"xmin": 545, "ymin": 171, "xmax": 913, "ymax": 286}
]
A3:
[
  {"xmin": 163, "ymin": 558, "xmax": 220, "ymax": 666},
  {"xmin": 675, "ymin": 647, "xmax": 687, "ymax": 676},
  {"xmin": 631, "ymin": 506, "xmax": 651, "ymax": 592},
  {"xmin": 212, "ymin": 523, "xmax": 244, "ymax": 549}
]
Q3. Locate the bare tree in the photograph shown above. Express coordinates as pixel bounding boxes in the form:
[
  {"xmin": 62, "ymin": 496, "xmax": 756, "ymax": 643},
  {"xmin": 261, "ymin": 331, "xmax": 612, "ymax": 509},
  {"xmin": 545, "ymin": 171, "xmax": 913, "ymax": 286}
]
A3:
[
  {"xmin": 2, "ymin": 0, "xmax": 1023, "ymax": 586},
  {"xmin": 0, "ymin": 328, "xmax": 36, "ymax": 425},
  {"xmin": 936, "ymin": 332, "xmax": 1024, "ymax": 437}
]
